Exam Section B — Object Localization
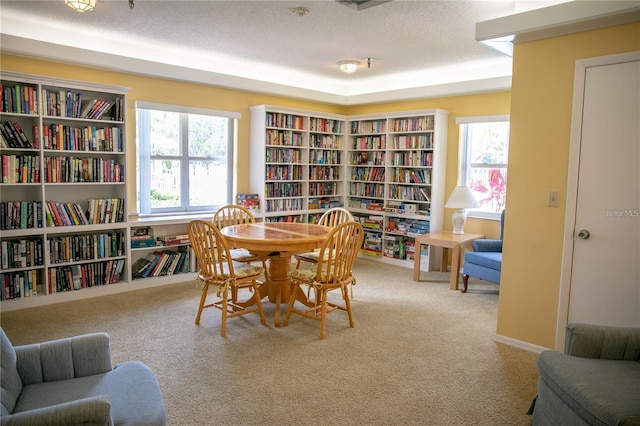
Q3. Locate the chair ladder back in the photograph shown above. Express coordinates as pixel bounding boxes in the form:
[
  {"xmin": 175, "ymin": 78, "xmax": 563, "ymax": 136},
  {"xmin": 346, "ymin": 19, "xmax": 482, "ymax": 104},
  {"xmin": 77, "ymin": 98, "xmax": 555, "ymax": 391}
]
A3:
[
  {"xmin": 318, "ymin": 207, "xmax": 354, "ymax": 228},
  {"xmin": 188, "ymin": 220, "xmax": 234, "ymax": 279},
  {"xmin": 316, "ymin": 221, "xmax": 364, "ymax": 283},
  {"xmin": 212, "ymin": 204, "xmax": 256, "ymax": 228}
]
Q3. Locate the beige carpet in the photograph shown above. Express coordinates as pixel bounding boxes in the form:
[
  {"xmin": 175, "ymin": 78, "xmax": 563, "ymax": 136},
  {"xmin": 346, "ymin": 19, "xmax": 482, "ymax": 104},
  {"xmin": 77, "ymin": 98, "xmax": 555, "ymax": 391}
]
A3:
[{"xmin": 1, "ymin": 258, "xmax": 539, "ymax": 425}]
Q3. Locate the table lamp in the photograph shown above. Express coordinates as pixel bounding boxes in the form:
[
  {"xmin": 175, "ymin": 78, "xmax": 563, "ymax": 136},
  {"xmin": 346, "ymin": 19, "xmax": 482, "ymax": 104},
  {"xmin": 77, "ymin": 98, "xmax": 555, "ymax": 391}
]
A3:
[{"xmin": 444, "ymin": 186, "xmax": 479, "ymax": 234}]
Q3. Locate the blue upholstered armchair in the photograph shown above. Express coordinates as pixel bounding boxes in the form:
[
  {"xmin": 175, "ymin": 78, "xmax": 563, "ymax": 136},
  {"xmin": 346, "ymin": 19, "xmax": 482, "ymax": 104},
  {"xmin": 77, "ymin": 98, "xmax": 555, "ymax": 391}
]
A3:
[{"xmin": 462, "ymin": 210, "xmax": 504, "ymax": 292}]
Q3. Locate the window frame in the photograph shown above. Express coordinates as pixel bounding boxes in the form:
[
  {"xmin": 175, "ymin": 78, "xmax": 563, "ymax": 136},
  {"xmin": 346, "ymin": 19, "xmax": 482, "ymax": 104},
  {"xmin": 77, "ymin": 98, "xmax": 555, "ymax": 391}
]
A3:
[
  {"xmin": 456, "ymin": 114, "xmax": 510, "ymax": 221},
  {"xmin": 135, "ymin": 101, "xmax": 239, "ymax": 216}
]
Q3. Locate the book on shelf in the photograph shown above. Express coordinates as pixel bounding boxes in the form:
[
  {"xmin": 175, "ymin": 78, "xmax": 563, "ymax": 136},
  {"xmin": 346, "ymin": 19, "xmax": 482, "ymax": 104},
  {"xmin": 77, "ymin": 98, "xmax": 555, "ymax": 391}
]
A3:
[
  {"xmin": 235, "ymin": 193, "xmax": 260, "ymax": 213},
  {"xmin": 157, "ymin": 234, "xmax": 190, "ymax": 246}
]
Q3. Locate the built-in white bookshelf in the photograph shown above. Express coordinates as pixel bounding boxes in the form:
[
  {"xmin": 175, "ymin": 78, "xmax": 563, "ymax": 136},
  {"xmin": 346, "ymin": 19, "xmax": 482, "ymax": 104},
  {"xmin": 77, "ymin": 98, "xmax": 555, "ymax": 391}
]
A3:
[
  {"xmin": 250, "ymin": 105, "xmax": 448, "ymax": 270},
  {"xmin": 0, "ymin": 72, "xmax": 129, "ymax": 310},
  {"xmin": 249, "ymin": 105, "xmax": 347, "ymax": 223},
  {"xmin": 347, "ymin": 110, "xmax": 448, "ymax": 270}
]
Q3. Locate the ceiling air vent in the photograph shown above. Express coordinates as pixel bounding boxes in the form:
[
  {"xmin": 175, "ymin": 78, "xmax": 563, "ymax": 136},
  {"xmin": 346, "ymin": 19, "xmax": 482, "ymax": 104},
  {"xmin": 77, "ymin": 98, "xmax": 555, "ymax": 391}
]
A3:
[{"xmin": 337, "ymin": 0, "xmax": 391, "ymax": 11}]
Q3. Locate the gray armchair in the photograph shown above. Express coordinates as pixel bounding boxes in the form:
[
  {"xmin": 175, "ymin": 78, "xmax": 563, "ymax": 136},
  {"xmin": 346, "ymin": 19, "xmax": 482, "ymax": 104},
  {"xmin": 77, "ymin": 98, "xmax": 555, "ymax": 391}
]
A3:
[
  {"xmin": 530, "ymin": 323, "xmax": 640, "ymax": 425},
  {"xmin": 461, "ymin": 209, "xmax": 504, "ymax": 292},
  {"xmin": 1, "ymin": 328, "xmax": 166, "ymax": 425}
]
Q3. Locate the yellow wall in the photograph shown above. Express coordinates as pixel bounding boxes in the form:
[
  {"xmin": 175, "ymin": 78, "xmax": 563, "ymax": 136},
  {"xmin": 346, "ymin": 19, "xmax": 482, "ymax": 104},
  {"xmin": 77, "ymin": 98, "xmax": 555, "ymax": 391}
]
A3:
[
  {"xmin": 1, "ymin": 54, "xmax": 507, "ymax": 240},
  {"xmin": 497, "ymin": 21, "xmax": 640, "ymax": 348}
]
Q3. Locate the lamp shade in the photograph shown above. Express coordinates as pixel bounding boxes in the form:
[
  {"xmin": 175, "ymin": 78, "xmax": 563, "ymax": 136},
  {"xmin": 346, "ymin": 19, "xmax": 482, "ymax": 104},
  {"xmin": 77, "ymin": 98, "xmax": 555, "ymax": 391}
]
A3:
[{"xmin": 445, "ymin": 186, "xmax": 479, "ymax": 209}]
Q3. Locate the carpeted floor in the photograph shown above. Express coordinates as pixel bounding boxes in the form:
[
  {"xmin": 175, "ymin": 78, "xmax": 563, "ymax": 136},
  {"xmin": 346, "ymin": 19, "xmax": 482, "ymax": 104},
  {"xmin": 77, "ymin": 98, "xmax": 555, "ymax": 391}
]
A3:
[{"xmin": 1, "ymin": 258, "xmax": 539, "ymax": 425}]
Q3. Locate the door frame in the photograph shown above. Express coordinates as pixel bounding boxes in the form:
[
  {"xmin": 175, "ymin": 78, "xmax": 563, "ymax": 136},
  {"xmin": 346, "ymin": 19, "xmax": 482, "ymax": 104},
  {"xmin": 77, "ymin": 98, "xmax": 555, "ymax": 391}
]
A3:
[{"xmin": 556, "ymin": 50, "xmax": 640, "ymax": 351}]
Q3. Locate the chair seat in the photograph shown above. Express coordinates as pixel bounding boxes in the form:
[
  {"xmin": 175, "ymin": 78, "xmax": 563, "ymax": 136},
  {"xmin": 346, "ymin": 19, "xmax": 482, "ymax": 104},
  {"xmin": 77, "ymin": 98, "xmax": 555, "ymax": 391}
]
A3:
[
  {"xmin": 294, "ymin": 250, "xmax": 325, "ymax": 263},
  {"xmin": 229, "ymin": 248, "xmax": 261, "ymax": 263},
  {"xmin": 290, "ymin": 266, "xmax": 354, "ymax": 287},
  {"xmin": 464, "ymin": 251, "xmax": 502, "ymax": 271}
]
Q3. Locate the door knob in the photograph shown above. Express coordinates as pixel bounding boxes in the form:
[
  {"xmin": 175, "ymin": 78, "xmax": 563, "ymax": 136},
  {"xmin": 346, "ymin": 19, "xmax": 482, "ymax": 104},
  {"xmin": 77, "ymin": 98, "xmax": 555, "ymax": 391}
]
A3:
[{"xmin": 577, "ymin": 229, "xmax": 590, "ymax": 240}]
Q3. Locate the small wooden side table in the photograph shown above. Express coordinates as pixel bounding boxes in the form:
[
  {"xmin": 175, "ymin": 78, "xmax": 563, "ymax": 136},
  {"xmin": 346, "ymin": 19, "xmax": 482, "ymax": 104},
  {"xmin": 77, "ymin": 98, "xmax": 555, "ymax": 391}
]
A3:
[{"xmin": 413, "ymin": 231, "xmax": 485, "ymax": 290}]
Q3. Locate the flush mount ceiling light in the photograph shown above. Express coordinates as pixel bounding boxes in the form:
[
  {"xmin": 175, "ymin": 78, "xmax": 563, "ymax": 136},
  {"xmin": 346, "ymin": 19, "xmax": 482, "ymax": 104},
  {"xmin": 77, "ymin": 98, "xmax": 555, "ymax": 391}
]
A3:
[
  {"xmin": 290, "ymin": 7, "xmax": 310, "ymax": 17},
  {"xmin": 338, "ymin": 60, "xmax": 360, "ymax": 75},
  {"xmin": 65, "ymin": 0, "xmax": 96, "ymax": 12}
]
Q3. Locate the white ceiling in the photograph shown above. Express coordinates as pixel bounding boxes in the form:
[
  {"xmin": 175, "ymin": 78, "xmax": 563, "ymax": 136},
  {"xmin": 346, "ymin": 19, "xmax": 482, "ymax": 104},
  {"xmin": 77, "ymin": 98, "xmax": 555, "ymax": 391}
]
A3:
[{"xmin": 0, "ymin": 0, "xmax": 572, "ymax": 104}]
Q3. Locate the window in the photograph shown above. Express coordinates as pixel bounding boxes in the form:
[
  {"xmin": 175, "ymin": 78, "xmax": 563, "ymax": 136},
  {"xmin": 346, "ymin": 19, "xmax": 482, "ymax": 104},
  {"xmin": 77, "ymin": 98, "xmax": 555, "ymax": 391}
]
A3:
[
  {"xmin": 135, "ymin": 101, "xmax": 239, "ymax": 215},
  {"xmin": 457, "ymin": 115, "xmax": 510, "ymax": 219}
]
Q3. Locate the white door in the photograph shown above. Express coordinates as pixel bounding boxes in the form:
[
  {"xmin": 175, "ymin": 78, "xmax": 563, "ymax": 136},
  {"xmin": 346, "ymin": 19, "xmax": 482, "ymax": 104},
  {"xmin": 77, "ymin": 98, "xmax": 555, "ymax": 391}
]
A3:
[{"xmin": 557, "ymin": 52, "xmax": 640, "ymax": 349}]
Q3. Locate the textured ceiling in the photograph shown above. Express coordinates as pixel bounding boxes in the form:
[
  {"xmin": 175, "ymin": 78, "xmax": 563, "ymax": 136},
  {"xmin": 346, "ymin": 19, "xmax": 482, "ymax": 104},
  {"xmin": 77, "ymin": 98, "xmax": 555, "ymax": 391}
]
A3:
[{"xmin": 0, "ymin": 0, "xmax": 567, "ymax": 101}]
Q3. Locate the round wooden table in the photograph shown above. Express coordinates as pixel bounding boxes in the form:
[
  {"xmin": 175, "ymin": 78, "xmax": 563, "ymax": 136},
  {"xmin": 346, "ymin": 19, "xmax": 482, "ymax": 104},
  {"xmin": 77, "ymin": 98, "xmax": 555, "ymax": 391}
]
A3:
[{"xmin": 220, "ymin": 222, "xmax": 329, "ymax": 326}]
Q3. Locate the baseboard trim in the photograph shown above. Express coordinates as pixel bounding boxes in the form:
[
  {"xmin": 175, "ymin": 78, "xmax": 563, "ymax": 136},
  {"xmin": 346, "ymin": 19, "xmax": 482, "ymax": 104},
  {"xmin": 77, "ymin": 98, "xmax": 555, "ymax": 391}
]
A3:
[{"xmin": 493, "ymin": 333, "xmax": 549, "ymax": 354}]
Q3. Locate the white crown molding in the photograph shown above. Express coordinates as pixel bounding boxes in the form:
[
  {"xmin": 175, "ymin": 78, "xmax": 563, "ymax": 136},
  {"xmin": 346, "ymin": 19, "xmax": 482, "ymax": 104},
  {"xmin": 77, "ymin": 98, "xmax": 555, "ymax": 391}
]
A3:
[
  {"xmin": 477, "ymin": 0, "xmax": 640, "ymax": 44},
  {"xmin": 1, "ymin": 34, "xmax": 511, "ymax": 106}
]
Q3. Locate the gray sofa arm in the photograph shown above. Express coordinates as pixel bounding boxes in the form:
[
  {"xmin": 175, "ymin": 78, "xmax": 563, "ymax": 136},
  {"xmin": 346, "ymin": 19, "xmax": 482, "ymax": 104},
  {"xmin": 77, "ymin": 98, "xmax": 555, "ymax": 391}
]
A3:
[
  {"xmin": 471, "ymin": 239, "xmax": 502, "ymax": 252},
  {"xmin": 14, "ymin": 333, "xmax": 112, "ymax": 386},
  {"xmin": 0, "ymin": 395, "xmax": 112, "ymax": 426},
  {"xmin": 565, "ymin": 323, "xmax": 640, "ymax": 361}
]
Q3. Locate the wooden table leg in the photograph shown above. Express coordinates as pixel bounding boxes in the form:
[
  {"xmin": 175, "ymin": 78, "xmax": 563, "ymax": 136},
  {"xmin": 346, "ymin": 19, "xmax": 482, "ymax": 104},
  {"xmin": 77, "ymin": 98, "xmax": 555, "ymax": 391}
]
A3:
[
  {"xmin": 236, "ymin": 254, "xmax": 292, "ymax": 327},
  {"xmin": 440, "ymin": 247, "xmax": 449, "ymax": 272},
  {"xmin": 413, "ymin": 240, "xmax": 422, "ymax": 281},
  {"xmin": 265, "ymin": 255, "xmax": 292, "ymax": 327},
  {"xmin": 450, "ymin": 245, "xmax": 461, "ymax": 290}
]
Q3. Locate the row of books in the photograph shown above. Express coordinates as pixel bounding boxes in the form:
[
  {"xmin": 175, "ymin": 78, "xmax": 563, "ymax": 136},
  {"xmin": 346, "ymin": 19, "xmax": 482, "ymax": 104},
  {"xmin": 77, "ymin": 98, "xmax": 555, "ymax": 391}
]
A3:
[
  {"xmin": 265, "ymin": 112, "xmax": 305, "ymax": 130},
  {"xmin": 264, "ymin": 214, "xmax": 304, "ymax": 223},
  {"xmin": 1, "ymin": 154, "xmax": 40, "ymax": 184},
  {"xmin": 265, "ymin": 199, "xmax": 304, "ymax": 212},
  {"xmin": 309, "ymin": 133, "xmax": 342, "ymax": 149},
  {"xmin": 44, "ymin": 198, "xmax": 125, "ymax": 227},
  {"xmin": 309, "ymin": 150, "xmax": 341, "ymax": 165},
  {"xmin": 350, "ymin": 120, "xmax": 387, "ymax": 135},
  {"xmin": 132, "ymin": 248, "xmax": 191, "ymax": 279},
  {"xmin": 390, "ymin": 151, "xmax": 433, "ymax": 167},
  {"xmin": 350, "ymin": 166, "xmax": 385, "ymax": 182},
  {"xmin": 44, "ymin": 156, "xmax": 124, "ymax": 183},
  {"xmin": 349, "ymin": 182, "xmax": 385, "ymax": 199},
  {"xmin": 309, "ymin": 117, "xmax": 342, "ymax": 134},
  {"xmin": 309, "ymin": 166, "xmax": 340, "ymax": 181},
  {"xmin": 265, "ymin": 147, "xmax": 304, "ymax": 163},
  {"xmin": 1, "ymin": 120, "xmax": 35, "ymax": 149},
  {"xmin": 390, "ymin": 168, "xmax": 432, "ymax": 185},
  {"xmin": 1, "ymin": 84, "xmax": 38, "ymax": 115},
  {"xmin": 41, "ymin": 89, "xmax": 123, "ymax": 121},
  {"xmin": 351, "ymin": 135, "xmax": 387, "ymax": 150},
  {"xmin": 48, "ymin": 259, "xmax": 125, "ymax": 293},
  {"xmin": 265, "ymin": 182, "xmax": 303, "ymax": 198},
  {"xmin": 265, "ymin": 129, "xmax": 303, "ymax": 147},
  {"xmin": 392, "ymin": 134, "xmax": 434, "ymax": 150},
  {"xmin": 265, "ymin": 164, "xmax": 304, "ymax": 181},
  {"xmin": 1, "ymin": 238, "xmax": 44, "ymax": 270},
  {"xmin": 42, "ymin": 124, "xmax": 123, "ymax": 152},
  {"xmin": 387, "ymin": 185, "xmax": 431, "ymax": 203},
  {"xmin": 49, "ymin": 232, "xmax": 125, "ymax": 264},
  {"xmin": 0, "ymin": 201, "xmax": 43, "ymax": 230},
  {"xmin": 308, "ymin": 182, "xmax": 338, "ymax": 196},
  {"xmin": 1, "ymin": 270, "xmax": 39, "ymax": 300},
  {"xmin": 391, "ymin": 116, "xmax": 435, "ymax": 133}
]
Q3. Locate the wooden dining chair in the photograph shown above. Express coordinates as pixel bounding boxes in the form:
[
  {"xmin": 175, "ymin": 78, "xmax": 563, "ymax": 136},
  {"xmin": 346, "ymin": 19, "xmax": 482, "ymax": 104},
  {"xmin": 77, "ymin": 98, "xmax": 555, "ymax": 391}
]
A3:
[
  {"xmin": 294, "ymin": 207, "xmax": 354, "ymax": 269},
  {"xmin": 188, "ymin": 220, "xmax": 266, "ymax": 337},
  {"xmin": 284, "ymin": 220, "xmax": 364, "ymax": 340},
  {"xmin": 212, "ymin": 205, "xmax": 268, "ymax": 274}
]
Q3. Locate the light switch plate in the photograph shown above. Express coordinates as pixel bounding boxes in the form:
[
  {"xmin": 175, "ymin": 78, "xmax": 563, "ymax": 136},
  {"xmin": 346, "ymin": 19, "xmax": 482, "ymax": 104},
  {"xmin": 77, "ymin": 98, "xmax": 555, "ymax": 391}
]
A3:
[{"xmin": 548, "ymin": 191, "xmax": 559, "ymax": 207}]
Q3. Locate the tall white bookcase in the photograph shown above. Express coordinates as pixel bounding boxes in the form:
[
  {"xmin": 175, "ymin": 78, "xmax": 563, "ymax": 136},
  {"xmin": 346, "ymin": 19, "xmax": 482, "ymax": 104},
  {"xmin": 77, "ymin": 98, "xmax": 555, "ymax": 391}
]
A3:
[
  {"xmin": 0, "ymin": 72, "xmax": 129, "ymax": 310},
  {"xmin": 249, "ymin": 105, "xmax": 448, "ymax": 270},
  {"xmin": 249, "ymin": 105, "xmax": 347, "ymax": 223}
]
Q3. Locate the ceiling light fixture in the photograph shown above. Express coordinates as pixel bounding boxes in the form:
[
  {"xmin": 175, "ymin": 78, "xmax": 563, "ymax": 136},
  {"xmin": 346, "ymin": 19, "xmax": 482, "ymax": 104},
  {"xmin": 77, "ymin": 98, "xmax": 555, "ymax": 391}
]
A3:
[
  {"xmin": 338, "ymin": 60, "xmax": 360, "ymax": 75},
  {"xmin": 291, "ymin": 7, "xmax": 310, "ymax": 17},
  {"xmin": 65, "ymin": 0, "xmax": 96, "ymax": 12}
]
